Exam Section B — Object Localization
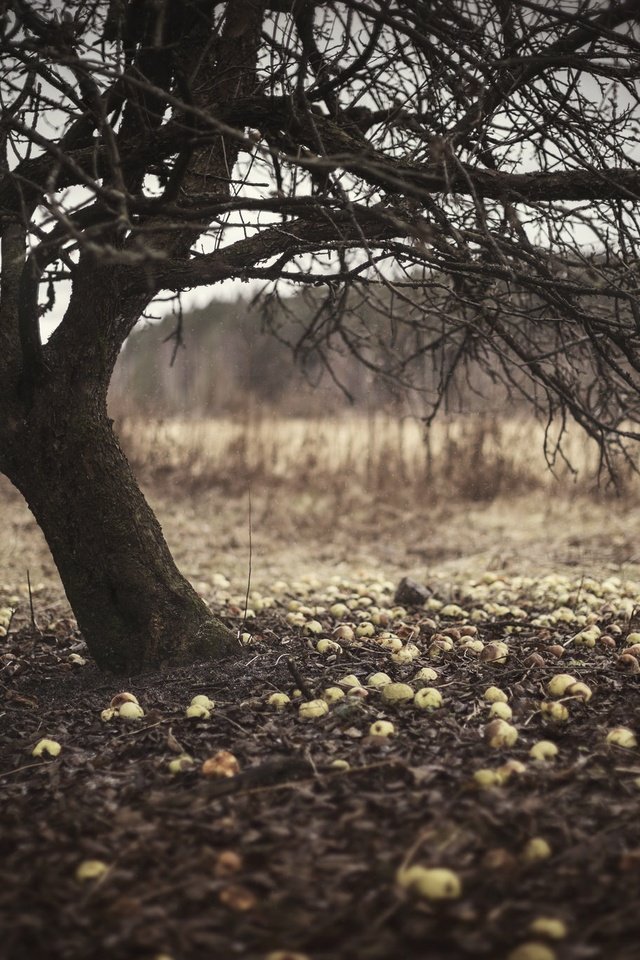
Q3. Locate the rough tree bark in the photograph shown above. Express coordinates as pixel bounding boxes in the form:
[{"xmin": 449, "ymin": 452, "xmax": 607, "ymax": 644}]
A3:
[
  {"xmin": 2, "ymin": 394, "xmax": 239, "ymax": 674},
  {"xmin": 0, "ymin": 253, "xmax": 239, "ymax": 673}
]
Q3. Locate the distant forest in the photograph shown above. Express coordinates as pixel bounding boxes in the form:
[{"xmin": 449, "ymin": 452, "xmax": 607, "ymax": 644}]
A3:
[{"xmin": 109, "ymin": 293, "xmax": 513, "ymax": 419}]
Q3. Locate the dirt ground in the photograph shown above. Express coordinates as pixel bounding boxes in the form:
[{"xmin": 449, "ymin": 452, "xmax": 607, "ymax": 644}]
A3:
[{"xmin": 3, "ymin": 478, "xmax": 640, "ymax": 960}]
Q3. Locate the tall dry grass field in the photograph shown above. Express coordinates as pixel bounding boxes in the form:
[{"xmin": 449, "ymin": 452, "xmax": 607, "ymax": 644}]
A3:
[
  {"xmin": 115, "ymin": 413, "xmax": 638, "ymax": 505},
  {"xmin": 3, "ymin": 411, "xmax": 640, "ymax": 605}
]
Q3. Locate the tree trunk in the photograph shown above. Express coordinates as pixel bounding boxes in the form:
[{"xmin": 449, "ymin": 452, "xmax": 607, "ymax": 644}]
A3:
[{"xmin": 1, "ymin": 388, "xmax": 240, "ymax": 674}]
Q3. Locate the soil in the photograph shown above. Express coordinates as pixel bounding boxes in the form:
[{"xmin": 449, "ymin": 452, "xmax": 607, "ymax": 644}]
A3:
[{"xmin": 3, "ymin": 481, "xmax": 640, "ymax": 960}]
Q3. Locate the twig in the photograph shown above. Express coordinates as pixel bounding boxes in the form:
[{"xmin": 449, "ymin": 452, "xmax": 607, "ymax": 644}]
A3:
[
  {"xmin": 113, "ymin": 721, "xmax": 165, "ymax": 741},
  {"xmin": 1, "ymin": 760, "xmax": 47, "ymax": 778},
  {"xmin": 286, "ymin": 657, "xmax": 314, "ymax": 700},
  {"xmin": 26, "ymin": 569, "xmax": 38, "ymax": 633},
  {"xmin": 4, "ymin": 607, "xmax": 17, "ymax": 636},
  {"xmin": 241, "ymin": 483, "xmax": 253, "ymax": 635},
  {"xmin": 199, "ymin": 756, "xmax": 404, "ymax": 801}
]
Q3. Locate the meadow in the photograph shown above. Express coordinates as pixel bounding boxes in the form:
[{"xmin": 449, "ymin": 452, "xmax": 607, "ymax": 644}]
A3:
[
  {"xmin": 108, "ymin": 412, "xmax": 640, "ymax": 591},
  {"xmin": 115, "ymin": 411, "xmax": 618, "ymax": 501}
]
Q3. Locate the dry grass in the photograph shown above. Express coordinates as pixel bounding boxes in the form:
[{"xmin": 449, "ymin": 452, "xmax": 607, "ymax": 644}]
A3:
[
  {"xmin": 115, "ymin": 412, "xmax": 637, "ymax": 504},
  {"xmin": 3, "ymin": 412, "xmax": 640, "ymax": 613},
  {"xmin": 5, "ymin": 425, "xmax": 640, "ymax": 631}
]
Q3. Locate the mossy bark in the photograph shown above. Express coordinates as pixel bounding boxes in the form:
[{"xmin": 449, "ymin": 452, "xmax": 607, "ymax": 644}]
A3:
[{"xmin": 3, "ymin": 392, "xmax": 239, "ymax": 674}]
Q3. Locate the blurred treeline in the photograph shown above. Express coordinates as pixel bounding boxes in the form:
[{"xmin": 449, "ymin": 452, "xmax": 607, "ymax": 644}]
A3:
[
  {"xmin": 109, "ymin": 295, "xmax": 639, "ymax": 498},
  {"xmin": 109, "ymin": 293, "xmax": 507, "ymax": 419}
]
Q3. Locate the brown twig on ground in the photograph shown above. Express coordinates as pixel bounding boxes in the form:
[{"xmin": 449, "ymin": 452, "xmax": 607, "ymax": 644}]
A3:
[{"xmin": 286, "ymin": 656, "xmax": 315, "ymax": 701}]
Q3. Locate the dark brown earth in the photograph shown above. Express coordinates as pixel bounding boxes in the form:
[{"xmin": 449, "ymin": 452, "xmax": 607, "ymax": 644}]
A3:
[
  {"xmin": 5, "ymin": 473, "xmax": 640, "ymax": 960},
  {"xmin": 3, "ymin": 586, "xmax": 640, "ymax": 960}
]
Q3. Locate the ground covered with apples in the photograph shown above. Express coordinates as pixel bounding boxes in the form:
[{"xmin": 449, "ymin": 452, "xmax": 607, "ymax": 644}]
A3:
[{"xmin": 4, "ymin": 486, "xmax": 640, "ymax": 960}]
